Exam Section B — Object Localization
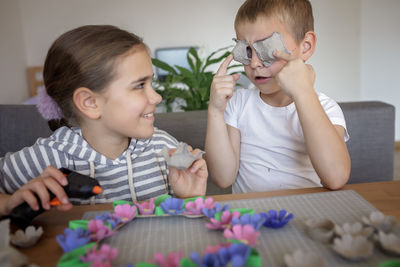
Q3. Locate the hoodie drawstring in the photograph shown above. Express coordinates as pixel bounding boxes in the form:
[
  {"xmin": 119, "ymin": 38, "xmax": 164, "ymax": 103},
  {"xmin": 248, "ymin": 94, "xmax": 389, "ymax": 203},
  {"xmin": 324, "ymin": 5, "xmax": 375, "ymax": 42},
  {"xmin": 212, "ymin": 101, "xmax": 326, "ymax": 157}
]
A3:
[
  {"xmin": 126, "ymin": 150, "xmax": 137, "ymax": 201},
  {"xmin": 89, "ymin": 161, "xmax": 95, "ymax": 205}
]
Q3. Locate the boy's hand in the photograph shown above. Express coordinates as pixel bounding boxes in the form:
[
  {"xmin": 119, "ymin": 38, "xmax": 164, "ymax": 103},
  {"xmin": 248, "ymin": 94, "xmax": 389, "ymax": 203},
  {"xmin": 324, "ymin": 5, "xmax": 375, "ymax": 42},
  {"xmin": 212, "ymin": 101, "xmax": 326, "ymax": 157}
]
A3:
[
  {"xmin": 209, "ymin": 54, "xmax": 240, "ymax": 113},
  {"xmin": 273, "ymin": 50, "xmax": 316, "ymax": 99},
  {"xmin": 168, "ymin": 146, "xmax": 208, "ymax": 198},
  {"xmin": 5, "ymin": 166, "xmax": 72, "ymax": 214}
]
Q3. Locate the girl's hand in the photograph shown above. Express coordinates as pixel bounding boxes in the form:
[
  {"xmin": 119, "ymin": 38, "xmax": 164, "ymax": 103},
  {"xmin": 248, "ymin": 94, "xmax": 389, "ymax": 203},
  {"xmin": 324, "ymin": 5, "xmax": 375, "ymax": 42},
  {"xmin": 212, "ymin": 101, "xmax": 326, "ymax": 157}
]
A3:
[
  {"xmin": 5, "ymin": 166, "xmax": 72, "ymax": 214},
  {"xmin": 168, "ymin": 147, "xmax": 208, "ymax": 198}
]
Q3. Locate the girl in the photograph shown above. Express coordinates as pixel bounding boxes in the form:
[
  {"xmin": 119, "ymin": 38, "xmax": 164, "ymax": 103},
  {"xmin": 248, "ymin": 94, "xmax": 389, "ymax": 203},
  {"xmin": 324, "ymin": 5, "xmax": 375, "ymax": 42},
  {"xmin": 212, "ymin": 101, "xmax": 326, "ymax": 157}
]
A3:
[{"xmin": 0, "ymin": 25, "xmax": 208, "ymax": 216}]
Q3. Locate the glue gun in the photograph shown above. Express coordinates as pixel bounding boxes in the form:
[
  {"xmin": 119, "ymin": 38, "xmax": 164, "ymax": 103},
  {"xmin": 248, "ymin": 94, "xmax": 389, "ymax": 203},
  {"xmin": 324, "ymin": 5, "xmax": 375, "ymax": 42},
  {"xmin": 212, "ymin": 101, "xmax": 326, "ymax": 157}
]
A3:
[{"xmin": 8, "ymin": 168, "xmax": 102, "ymax": 228}]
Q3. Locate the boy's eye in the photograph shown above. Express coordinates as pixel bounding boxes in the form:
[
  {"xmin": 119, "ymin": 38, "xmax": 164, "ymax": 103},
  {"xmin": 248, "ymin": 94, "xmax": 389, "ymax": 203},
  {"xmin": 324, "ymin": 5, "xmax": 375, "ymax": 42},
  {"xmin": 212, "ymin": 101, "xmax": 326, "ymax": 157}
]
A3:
[
  {"xmin": 135, "ymin": 83, "xmax": 145, "ymax": 89},
  {"xmin": 246, "ymin": 46, "xmax": 252, "ymax": 59}
]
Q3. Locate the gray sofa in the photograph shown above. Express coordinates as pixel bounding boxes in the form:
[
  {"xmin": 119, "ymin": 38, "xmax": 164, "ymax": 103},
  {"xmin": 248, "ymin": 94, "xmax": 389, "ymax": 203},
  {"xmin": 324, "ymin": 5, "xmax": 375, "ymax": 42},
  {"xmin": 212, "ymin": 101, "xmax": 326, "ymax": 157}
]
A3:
[{"xmin": 0, "ymin": 102, "xmax": 395, "ymax": 195}]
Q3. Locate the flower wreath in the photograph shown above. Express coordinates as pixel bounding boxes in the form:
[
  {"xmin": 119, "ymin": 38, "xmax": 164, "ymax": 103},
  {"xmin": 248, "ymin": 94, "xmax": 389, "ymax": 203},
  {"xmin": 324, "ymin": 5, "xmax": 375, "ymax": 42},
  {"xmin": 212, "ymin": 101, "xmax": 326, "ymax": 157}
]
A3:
[{"xmin": 56, "ymin": 195, "xmax": 294, "ymax": 267}]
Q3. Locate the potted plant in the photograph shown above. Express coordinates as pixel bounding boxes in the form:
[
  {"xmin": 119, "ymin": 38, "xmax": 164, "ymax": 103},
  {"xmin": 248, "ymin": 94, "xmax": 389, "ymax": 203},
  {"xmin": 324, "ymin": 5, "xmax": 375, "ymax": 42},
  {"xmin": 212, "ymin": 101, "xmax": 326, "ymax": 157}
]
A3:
[{"xmin": 152, "ymin": 46, "xmax": 243, "ymax": 112}]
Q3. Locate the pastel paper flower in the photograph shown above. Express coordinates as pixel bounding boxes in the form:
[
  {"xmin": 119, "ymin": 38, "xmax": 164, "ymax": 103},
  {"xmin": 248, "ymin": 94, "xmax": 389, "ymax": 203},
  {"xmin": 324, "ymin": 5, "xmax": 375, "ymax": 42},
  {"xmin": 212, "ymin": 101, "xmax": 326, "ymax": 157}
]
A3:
[
  {"xmin": 218, "ymin": 243, "xmax": 251, "ymax": 267},
  {"xmin": 203, "ymin": 242, "xmax": 232, "ymax": 254},
  {"xmin": 88, "ymin": 220, "xmax": 114, "ymax": 241},
  {"xmin": 206, "ymin": 210, "xmax": 241, "ymax": 230},
  {"xmin": 202, "ymin": 253, "xmax": 221, "ymax": 266},
  {"xmin": 160, "ymin": 198, "xmax": 184, "ymax": 215},
  {"xmin": 113, "ymin": 204, "xmax": 137, "ymax": 222},
  {"xmin": 260, "ymin": 209, "xmax": 294, "ymax": 229},
  {"xmin": 56, "ymin": 227, "xmax": 91, "ymax": 252},
  {"xmin": 184, "ymin": 197, "xmax": 206, "ymax": 215},
  {"xmin": 224, "ymin": 224, "xmax": 260, "ymax": 246},
  {"xmin": 135, "ymin": 198, "xmax": 156, "ymax": 215},
  {"xmin": 148, "ymin": 251, "xmax": 183, "ymax": 267},
  {"xmin": 202, "ymin": 202, "xmax": 230, "ymax": 219},
  {"xmin": 95, "ymin": 212, "xmax": 122, "ymax": 229},
  {"xmin": 80, "ymin": 244, "xmax": 118, "ymax": 265},
  {"xmin": 231, "ymin": 213, "xmax": 266, "ymax": 231}
]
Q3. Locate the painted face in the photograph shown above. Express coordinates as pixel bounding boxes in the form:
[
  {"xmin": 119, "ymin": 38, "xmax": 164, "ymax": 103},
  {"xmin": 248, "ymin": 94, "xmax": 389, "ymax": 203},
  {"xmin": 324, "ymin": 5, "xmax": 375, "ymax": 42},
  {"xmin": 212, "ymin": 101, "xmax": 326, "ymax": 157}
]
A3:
[
  {"xmin": 98, "ymin": 46, "xmax": 162, "ymax": 140},
  {"xmin": 232, "ymin": 32, "xmax": 290, "ymax": 67}
]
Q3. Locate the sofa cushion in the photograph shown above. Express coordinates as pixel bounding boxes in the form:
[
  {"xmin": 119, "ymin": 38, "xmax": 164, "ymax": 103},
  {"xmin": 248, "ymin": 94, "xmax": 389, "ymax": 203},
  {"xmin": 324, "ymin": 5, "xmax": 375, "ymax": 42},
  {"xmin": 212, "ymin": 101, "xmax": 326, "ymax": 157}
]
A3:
[{"xmin": 0, "ymin": 105, "xmax": 52, "ymax": 157}]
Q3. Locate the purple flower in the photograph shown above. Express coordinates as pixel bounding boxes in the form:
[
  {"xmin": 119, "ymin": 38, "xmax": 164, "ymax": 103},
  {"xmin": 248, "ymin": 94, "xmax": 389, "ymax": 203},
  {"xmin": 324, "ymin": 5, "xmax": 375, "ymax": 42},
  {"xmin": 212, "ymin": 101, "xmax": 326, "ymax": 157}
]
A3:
[
  {"xmin": 206, "ymin": 211, "xmax": 241, "ymax": 230},
  {"xmin": 202, "ymin": 202, "xmax": 230, "ymax": 219},
  {"xmin": 160, "ymin": 198, "xmax": 184, "ymax": 215},
  {"xmin": 231, "ymin": 213, "xmax": 266, "ymax": 231},
  {"xmin": 260, "ymin": 209, "xmax": 294, "ymax": 229},
  {"xmin": 148, "ymin": 251, "xmax": 183, "ymax": 267},
  {"xmin": 224, "ymin": 224, "xmax": 260, "ymax": 246},
  {"xmin": 95, "ymin": 212, "xmax": 122, "ymax": 229},
  {"xmin": 56, "ymin": 227, "xmax": 91, "ymax": 252},
  {"xmin": 113, "ymin": 204, "xmax": 137, "ymax": 222},
  {"xmin": 80, "ymin": 244, "xmax": 118, "ymax": 265},
  {"xmin": 184, "ymin": 197, "xmax": 206, "ymax": 215},
  {"xmin": 135, "ymin": 198, "xmax": 155, "ymax": 215},
  {"xmin": 88, "ymin": 220, "xmax": 114, "ymax": 241}
]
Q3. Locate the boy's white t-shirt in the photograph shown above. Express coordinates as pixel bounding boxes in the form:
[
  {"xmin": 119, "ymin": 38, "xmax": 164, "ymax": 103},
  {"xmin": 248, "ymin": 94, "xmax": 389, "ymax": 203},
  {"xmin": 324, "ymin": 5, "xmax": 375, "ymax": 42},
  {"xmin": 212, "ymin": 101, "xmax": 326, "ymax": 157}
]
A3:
[{"xmin": 224, "ymin": 88, "xmax": 349, "ymax": 193}]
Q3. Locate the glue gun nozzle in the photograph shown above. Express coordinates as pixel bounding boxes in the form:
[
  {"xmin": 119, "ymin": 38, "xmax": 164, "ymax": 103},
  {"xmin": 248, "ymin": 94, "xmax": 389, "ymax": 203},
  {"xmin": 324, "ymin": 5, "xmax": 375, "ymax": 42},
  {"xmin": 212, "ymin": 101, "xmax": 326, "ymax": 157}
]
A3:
[{"xmin": 93, "ymin": 185, "xmax": 102, "ymax": 195}]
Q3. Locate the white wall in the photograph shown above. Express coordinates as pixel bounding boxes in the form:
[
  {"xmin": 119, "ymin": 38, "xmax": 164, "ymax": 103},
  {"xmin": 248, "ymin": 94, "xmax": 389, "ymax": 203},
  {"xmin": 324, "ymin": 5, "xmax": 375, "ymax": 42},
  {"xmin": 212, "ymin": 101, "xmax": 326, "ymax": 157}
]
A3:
[
  {"xmin": 360, "ymin": 0, "xmax": 400, "ymax": 140},
  {"xmin": 0, "ymin": 0, "xmax": 398, "ymax": 139},
  {"xmin": 0, "ymin": 0, "xmax": 27, "ymax": 104}
]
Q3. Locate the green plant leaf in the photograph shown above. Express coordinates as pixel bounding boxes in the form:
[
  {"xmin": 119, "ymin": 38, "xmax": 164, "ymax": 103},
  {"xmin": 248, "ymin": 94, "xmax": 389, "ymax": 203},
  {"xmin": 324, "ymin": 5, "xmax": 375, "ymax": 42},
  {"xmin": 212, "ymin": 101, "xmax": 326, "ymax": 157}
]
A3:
[
  {"xmin": 202, "ymin": 51, "xmax": 231, "ymax": 72},
  {"xmin": 152, "ymin": 58, "xmax": 178, "ymax": 75}
]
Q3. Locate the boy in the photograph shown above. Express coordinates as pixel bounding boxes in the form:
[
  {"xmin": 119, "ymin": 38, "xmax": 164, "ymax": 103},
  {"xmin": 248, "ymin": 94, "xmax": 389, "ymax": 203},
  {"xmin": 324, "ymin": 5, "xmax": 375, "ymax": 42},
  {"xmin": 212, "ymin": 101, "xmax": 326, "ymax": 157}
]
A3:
[{"xmin": 205, "ymin": 0, "xmax": 350, "ymax": 193}]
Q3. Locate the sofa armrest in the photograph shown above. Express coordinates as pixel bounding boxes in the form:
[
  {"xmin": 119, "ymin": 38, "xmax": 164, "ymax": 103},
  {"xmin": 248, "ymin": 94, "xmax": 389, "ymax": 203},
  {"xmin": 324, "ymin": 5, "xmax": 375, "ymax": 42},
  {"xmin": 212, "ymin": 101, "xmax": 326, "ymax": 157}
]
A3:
[{"xmin": 339, "ymin": 101, "xmax": 395, "ymax": 183}]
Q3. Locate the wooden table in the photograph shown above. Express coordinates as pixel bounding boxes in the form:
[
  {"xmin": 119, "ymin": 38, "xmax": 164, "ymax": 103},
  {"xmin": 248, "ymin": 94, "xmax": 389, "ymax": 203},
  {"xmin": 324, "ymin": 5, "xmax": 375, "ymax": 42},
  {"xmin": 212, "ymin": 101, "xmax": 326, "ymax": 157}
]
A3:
[{"xmin": 19, "ymin": 180, "xmax": 400, "ymax": 266}]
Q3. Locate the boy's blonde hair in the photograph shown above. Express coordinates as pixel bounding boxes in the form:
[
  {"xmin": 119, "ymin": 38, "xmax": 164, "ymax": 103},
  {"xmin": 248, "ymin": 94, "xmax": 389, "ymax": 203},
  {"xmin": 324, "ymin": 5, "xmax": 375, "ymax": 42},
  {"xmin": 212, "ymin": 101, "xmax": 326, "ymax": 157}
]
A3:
[{"xmin": 234, "ymin": 0, "xmax": 314, "ymax": 44}]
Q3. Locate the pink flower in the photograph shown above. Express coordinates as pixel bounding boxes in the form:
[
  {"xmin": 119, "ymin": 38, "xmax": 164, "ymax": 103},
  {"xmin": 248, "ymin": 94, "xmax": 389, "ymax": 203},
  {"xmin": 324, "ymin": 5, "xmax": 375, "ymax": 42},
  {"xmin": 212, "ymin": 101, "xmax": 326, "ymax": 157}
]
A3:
[
  {"xmin": 223, "ymin": 224, "xmax": 260, "ymax": 246},
  {"xmin": 184, "ymin": 197, "xmax": 206, "ymax": 215},
  {"xmin": 148, "ymin": 251, "xmax": 183, "ymax": 267},
  {"xmin": 206, "ymin": 211, "xmax": 241, "ymax": 230},
  {"xmin": 203, "ymin": 243, "xmax": 232, "ymax": 254},
  {"xmin": 88, "ymin": 220, "xmax": 114, "ymax": 241},
  {"xmin": 113, "ymin": 204, "xmax": 137, "ymax": 222},
  {"xmin": 204, "ymin": 197, "xmax": 218, "ymax": 209},
  {"xmin": 135, "ymin": 198, "xmax": 155, "ymax": 215},
  {"xmin": 80, "ymin": 244, "xmax": 118, "ymax": 265}
]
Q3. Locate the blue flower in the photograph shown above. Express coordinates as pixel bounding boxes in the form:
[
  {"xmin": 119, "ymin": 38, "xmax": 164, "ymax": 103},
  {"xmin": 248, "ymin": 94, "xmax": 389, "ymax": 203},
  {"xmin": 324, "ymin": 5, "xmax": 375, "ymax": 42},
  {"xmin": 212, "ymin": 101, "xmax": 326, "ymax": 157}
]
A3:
[
  {"xmin": 260, "ymin": 209, "xmax": 294, "ymax": 228},
  {"xmin": 231, "ymin": 213, "xmax": 266, "ymax": 231},
  {"xmin": 190, "ymin": 244, "xmax": 251, "ymax": 267},
  {"xmin": 225, "ymin": 243, "xmax": 251, "ymax": 267},
  {"xmin": 160, "ymin": 197, "xmax": 184, "ymax": 215},
  {"xmin": 203, "ymin": 253, "xmax": 221, "ymax": 267},
  {"xmin": 202, "ymin": 203, "xmax": 230, "ymax": 219},
  {"xmin": 56, "ymin": 228, "xmax": 91, "ymax": 252},
  {"xmin": 95, "ymin": 212, "xmax": 121, "ymax": 229}
]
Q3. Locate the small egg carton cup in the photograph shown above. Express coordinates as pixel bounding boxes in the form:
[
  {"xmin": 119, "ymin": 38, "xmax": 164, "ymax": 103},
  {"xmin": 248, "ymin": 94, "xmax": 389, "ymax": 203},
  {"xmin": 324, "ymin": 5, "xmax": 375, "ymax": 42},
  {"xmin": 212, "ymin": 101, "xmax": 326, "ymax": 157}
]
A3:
[
  {"xmin": 332, "ymin": 234, "xmax": 374, "ymax": 261},
  {"xmin": 10, "ymin": 225, "xmax": 43, "ymax": 248},
  {"xmin": 161, "ymin": 142, "xmax": 205, "ymax": 170},
  {"xmin": 362, "ymin": 211, "xmax": 399, "ymax": 233},
  {"xmin": 374, "ymin": 231, "xmax": 400, "ymax": 256},
  {"xmin": 334, "ymin": 222, "xmax": 374, "ymax": 239},
  {"xmin": 304, "ymin": 218, "xmax": 335, "ymax": 243},
  {"xmin": 284, "ymin": 249, "xmax": 324, "ymax": 267}
]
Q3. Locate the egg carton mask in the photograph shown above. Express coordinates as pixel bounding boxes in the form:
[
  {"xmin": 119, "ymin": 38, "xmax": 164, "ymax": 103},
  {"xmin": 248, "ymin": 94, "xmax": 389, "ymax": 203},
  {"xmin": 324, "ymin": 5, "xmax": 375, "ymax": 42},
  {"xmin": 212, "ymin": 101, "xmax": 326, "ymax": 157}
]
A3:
[{"xmin": 232, "ymin": 31, "xmax": 290, "ymax": 67}]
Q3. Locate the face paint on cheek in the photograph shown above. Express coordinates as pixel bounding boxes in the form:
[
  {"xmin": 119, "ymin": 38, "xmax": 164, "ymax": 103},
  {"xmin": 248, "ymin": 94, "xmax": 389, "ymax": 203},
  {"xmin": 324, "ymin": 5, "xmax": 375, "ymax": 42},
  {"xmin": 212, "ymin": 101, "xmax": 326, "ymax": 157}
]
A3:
[{"xmin": 253, "ymin": 32, "xmax": 290, "ymax": 67}]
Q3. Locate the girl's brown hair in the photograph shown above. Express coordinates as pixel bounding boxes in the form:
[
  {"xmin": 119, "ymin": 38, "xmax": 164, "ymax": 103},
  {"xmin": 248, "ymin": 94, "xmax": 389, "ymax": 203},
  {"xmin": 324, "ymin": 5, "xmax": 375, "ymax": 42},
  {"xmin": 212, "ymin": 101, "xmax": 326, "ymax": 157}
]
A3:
[
  {"xmin": 43, "ymin": 25, "xmax": 144, "ymax": 130},
  {"xmin": 234, "ymin": 0, "xmax": 314, "ymax": 44}
]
